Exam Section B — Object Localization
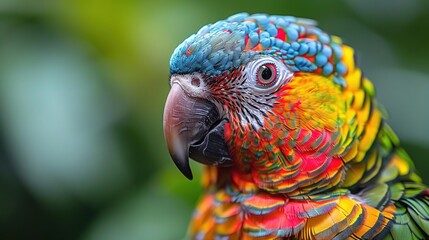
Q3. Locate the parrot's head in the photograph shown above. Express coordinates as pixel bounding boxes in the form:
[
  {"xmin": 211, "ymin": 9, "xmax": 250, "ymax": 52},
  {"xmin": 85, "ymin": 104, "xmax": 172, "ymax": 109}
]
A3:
[{"xmin": 163, "ymin": 13, "xmax": 351, "ymax": 185}]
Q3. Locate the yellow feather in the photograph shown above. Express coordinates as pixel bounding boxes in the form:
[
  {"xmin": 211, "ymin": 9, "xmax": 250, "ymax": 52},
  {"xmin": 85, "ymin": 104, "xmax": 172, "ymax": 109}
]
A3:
[
  {"xmin": 352, "ymin": 89, "xmax": 366, "ymax": 110},
  {"xmin": 341, "ymin": 141, "xmax": 358, "ymax": 163},
  {"xmin": 359, "ymin": 109, "xmax": 382, "ymax": 152},
  {"xmin": 342, "ymin": 161, "xmax": 366, "ymax": 187}
]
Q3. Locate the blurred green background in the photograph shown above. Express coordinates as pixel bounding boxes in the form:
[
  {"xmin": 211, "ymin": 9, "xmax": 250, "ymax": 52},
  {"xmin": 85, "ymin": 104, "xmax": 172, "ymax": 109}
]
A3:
[{"xmin": 0, "ymin": 0, "xmax": 428, "ymax": 239}]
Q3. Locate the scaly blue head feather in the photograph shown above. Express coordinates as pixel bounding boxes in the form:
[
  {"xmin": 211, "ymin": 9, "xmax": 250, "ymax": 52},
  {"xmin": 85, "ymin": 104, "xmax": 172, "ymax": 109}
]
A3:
[{"xmin": 170, "ymin": 12, "xmax": 347, "ymax": 85}]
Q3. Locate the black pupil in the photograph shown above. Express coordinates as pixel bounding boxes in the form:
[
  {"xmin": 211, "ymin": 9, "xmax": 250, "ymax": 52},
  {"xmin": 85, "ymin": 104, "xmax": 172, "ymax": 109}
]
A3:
[{"xmin": 261, "ymin": 65, "xmax": 272, "ymax": 80}]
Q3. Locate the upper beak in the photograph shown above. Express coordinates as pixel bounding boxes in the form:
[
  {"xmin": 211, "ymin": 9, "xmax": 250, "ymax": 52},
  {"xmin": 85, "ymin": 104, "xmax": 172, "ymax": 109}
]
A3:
[{"xmin": 163, "ymin": 81, "xmax": 232, "ymax": 180}]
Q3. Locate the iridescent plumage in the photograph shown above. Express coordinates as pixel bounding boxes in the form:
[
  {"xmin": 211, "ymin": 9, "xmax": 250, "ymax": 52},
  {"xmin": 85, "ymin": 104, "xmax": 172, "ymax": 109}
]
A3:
[{"xmin": 164, "ymin": 13, "xmax": 429, "ymax": 239}]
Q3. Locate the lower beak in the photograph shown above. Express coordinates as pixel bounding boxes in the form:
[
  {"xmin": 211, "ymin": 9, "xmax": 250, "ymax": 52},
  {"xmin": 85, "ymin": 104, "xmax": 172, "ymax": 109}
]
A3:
[{"xmin": 163, "ymin": 84, "xmax": 231, "ymax": 180}]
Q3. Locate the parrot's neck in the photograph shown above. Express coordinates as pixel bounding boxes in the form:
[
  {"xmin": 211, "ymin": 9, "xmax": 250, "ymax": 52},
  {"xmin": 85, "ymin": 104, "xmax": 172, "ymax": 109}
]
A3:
[
  {"xmin": 201, "ymin": 153, "xmax": 346, "ymax": 199},
  {"xmin": 220, "ymin": 122, "xmax": 347, "ymax": 197}
]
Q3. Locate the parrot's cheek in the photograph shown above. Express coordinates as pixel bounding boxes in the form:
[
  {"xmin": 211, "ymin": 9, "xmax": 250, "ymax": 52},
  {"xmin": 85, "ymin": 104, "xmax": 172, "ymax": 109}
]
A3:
[{"xmin": 163, "ymin": 83, "xmax": 232, "ymax": 180}]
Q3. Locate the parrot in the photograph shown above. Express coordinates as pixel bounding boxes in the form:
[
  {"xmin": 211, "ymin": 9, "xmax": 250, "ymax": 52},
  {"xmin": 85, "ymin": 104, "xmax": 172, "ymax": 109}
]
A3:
[{"xmin": 163, "ymin": 13, "xmax": 429, "ymax": 239}]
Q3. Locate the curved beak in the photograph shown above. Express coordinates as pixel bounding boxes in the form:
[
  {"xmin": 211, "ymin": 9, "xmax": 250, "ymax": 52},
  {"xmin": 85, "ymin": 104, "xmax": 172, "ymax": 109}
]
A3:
[{"xmin": 163, "ymin": 83, "xmax": 231, "ymax": 180}]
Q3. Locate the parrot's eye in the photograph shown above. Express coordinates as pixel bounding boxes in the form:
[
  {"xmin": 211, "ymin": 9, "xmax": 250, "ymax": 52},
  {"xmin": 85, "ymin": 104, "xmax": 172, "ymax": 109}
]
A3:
[
  {"xmin": 256, "ymin": 63, "xmax": 277, "ymax": 86},
  {"xmin": 247, "ymin": 57, "xmax": 293, "ymax": 92}
]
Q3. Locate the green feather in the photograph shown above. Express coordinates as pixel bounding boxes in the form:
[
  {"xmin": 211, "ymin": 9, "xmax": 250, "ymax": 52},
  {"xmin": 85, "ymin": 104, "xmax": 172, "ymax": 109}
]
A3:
[
  {"xmin": 359, "ymin": 183, "xmax": 389, "ymax": 209},
  {"xmin": 390, "ymin": 182, "xmax": 405, "ymax": 201}
]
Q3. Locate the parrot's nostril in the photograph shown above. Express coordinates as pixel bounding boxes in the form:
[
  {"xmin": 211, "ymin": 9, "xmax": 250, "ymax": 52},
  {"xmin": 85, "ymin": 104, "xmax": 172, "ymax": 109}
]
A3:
[
  {"xmin": 191, "ymin": 77, "xmax": 201, "ymax": 87},
  {"xmin": 170, "ymin": 74, "xmax": 208, "ymax": 98}
]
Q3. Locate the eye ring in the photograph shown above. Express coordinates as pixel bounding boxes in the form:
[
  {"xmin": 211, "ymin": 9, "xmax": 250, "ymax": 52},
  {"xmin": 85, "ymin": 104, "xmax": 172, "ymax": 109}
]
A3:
[
  {"xmin": 246, "ymin": 57, "xmax": 293, "ymax": 92},
  {"xmin": 256, "ymin": 63, "xmax": 277, "ymax": 86}
]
